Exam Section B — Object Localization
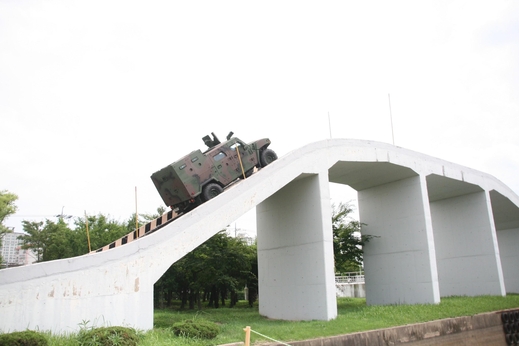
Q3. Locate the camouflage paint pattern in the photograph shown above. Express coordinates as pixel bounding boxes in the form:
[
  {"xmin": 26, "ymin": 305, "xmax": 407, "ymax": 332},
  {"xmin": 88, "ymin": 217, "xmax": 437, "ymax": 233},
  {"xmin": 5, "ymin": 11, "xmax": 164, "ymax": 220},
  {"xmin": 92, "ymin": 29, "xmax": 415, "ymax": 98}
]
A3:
[{"xmin": 151, "ymin": 136, "xmax": 274, "ymax": 211}]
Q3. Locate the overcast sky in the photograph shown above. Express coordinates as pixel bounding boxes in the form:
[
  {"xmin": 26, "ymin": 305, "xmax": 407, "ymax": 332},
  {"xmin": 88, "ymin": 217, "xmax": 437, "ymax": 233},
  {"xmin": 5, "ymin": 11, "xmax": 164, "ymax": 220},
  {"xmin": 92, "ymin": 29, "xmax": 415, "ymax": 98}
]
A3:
[{"xmin": 2, "ymin": 1, "xmax": 518, "ymax": 236}]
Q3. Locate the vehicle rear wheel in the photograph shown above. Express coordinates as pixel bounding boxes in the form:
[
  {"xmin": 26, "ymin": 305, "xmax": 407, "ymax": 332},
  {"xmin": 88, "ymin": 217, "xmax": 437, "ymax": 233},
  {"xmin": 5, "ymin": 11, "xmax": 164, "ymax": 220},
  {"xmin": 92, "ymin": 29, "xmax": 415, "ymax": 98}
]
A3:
[
  {"xmin": 202, "ymin": 183, "xmax": 223, "ymax": 201},
  {"xmin": 260, "ymin": 149, "xmax": 278, "ymax": 167}
]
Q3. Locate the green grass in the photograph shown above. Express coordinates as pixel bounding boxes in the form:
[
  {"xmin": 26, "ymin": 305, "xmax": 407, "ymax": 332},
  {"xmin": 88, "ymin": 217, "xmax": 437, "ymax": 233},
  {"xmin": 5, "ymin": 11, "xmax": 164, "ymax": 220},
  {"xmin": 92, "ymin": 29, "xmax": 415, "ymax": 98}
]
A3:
[
  {"xmin": 30, "ymin": 295, "xmax": 519, "ymax": 345},
  {"xmin": 150, "ymin": 295, "xmax": 519, "ymax": 345}
]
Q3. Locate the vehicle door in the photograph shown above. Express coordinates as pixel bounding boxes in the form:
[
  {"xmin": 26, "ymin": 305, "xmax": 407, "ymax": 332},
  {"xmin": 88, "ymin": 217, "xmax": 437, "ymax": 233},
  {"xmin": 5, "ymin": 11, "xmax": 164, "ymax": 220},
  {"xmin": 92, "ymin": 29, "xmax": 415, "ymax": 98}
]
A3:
[
  {"xmin": 229, "ymin": 140, "xmax": 256, "ymax": 175},
  {"xmin": 210, "ymin": 140, "xmax": 253, "ymax": 186}
]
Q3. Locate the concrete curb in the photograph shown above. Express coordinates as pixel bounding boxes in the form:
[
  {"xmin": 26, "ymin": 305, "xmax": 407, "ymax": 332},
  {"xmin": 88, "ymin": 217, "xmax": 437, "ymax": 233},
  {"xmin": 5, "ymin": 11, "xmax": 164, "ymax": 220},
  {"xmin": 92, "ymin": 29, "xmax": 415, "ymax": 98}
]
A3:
[{"xmin": 243, "ymin": 310, "xmax": 510, "ymax": 346}]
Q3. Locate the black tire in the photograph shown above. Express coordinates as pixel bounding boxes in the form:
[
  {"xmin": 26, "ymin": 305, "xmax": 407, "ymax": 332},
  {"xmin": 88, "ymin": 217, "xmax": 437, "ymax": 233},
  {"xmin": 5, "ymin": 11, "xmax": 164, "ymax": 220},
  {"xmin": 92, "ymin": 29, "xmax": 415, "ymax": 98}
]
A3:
[
  {"xmin": 181, "ymin": 202, "xmax": 196, "ymax": 213},
  {"xmin": 503, "ymin": 312, "xmax": 511, "ymax": 324},
  {"xmin": 260, "ymin": 149, "xmax": 278, "ymax": 167},
  {"xmin": 202, "ymin": 183, "xmax": 223, "ymax": 202}
]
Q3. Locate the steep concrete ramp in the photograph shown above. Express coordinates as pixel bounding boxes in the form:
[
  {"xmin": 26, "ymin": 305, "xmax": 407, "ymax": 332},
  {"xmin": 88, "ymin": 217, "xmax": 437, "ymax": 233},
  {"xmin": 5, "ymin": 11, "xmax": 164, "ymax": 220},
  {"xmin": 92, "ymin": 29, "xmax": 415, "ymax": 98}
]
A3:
[{"xmin": 1, "ymin": 139, "xmax": 518, "ymax": 333}]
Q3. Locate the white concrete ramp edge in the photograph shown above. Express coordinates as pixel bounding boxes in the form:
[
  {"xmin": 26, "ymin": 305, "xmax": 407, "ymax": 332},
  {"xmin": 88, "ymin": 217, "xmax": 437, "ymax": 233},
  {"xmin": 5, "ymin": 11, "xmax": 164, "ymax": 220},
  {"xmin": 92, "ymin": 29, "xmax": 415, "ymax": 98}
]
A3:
[{"xmin": 0, "ymin": 139, "xmax": 518, "ymax": 333}]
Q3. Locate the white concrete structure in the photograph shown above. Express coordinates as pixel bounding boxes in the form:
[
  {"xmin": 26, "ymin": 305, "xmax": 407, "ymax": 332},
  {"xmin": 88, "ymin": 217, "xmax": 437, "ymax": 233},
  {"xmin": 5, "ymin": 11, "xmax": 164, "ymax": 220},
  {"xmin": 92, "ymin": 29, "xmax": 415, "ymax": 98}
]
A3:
[
  {"xmin": 336, "ymin": 283, "xmax": 366, "ymax": 298},
  {"xmin": 1, "ymin": 139, "xmax": 518, "ymax": 333},
  {"xmin": 336, "ymin": 274, "xmax": 366, "ymax": 298}
]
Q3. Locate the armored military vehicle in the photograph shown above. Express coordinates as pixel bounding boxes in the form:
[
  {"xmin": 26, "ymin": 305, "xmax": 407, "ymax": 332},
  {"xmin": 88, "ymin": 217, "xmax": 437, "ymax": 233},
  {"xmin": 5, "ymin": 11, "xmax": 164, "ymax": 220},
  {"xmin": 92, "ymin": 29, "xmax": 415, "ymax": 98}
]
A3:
[{"xmin": 151, "ymin": 132, "xmax": 277, "ymax": 212}]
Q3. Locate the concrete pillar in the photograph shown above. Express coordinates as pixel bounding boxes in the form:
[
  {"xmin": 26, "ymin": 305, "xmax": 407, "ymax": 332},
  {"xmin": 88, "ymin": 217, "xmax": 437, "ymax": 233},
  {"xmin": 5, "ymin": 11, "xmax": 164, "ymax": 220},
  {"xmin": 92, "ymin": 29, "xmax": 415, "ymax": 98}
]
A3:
[
  {"xmin": 498, "ymin": 228, "xmax": 519, "ymax": 293},
  {"xmin": 257, "ymin": 172, "xmax": 337, "ymax": 321},
  {"xmin": 359, "ymin": 175, "xmax": 440, "ymax": 305},
  {"xmin": 430, "ymin": 191, "xmax": 506, "ymax": 297}
]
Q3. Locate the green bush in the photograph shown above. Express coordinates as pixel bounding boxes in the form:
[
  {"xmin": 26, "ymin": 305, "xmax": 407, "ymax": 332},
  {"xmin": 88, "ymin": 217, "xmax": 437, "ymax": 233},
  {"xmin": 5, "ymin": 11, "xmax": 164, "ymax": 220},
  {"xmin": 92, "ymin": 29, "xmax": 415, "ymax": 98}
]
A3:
[
  {"xmin": 77, "ymin": 326, "xmax": 139, "ymax": 346},
  {"xmin": 172, "ymin": 319, "xmax": 219, "ymax": 339},
  {"xmin": 0, "ymin": 330, "xmax": 48, "ymax": 346}
]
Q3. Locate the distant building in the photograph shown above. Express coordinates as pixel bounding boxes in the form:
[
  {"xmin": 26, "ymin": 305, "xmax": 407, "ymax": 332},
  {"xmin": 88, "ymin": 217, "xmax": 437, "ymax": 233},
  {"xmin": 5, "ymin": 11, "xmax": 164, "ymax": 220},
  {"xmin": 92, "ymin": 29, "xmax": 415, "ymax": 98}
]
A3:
[{"xmin": 0, "ymin": 232, "xmax": 37, "ymax": 268}]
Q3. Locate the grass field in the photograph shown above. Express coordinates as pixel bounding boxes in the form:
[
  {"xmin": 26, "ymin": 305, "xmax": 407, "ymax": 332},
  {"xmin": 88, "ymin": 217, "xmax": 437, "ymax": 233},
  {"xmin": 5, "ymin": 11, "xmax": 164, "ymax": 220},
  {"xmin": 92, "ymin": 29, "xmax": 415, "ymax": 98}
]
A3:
[
  {"xmin": 150, "ymin": 295, "xmax": 519, "ymax": 345},
  {"xmin": 44, "ymin": 295, "xmax": 519, "ymax": 345}
]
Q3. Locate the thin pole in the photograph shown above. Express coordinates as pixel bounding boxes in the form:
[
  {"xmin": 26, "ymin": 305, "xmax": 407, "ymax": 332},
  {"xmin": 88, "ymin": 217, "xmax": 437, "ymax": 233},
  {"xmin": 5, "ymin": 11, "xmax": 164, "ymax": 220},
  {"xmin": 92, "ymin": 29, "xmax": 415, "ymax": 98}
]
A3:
[
  {"xmin": 236, "ymin": 145, "xmax": 246, "ymax": 179},
  {"xmin": 243, "ymin": 326, "xmax": 251, "ymax": 346},
  {"xmin": 388, "ymin": 94, "xmax": 395, "ymax": 145},
  {"xmin": 328, "ymin": 112, "xmax": 332, "ymax": 139},
  {"xmin": 135, "ymin": 186, "xmax": 139, "ymax": 237},
  {"xmin": 85, "ymin": 211, "xmax": 91, "ymax": 252}
]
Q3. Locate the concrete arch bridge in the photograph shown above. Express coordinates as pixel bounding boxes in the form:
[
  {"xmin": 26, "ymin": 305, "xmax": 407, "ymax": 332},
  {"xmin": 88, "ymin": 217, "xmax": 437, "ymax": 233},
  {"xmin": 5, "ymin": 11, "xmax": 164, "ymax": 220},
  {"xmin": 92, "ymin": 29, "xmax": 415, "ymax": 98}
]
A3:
[{"xmin": 1, "ymin": 139, "xmax": 518, "ymax": 333}]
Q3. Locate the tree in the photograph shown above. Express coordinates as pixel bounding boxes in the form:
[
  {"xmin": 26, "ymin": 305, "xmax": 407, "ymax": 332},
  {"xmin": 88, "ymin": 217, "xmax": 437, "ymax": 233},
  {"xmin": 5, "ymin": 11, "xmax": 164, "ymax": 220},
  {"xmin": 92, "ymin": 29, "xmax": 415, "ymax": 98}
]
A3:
[
  {"xmin": 154, "ymin": 231, "xmax": 258, "ymax": 310},
  {"xmin": 0, "ymin": 190, "xmax": 18, "ymax": 264},
  {"xmin": 19, "ymin": 219, "xmax": 74, "ymax": 262},
  {"xmin": 332, "ymin": 202, "xmax": 375, "ymax": 273},
  {"xmin": 20, "ymin": 221, "xmax": 47, "ymax": 262},
  {"xmin": 200, "ymin": 232, "xmax": 254, "ymax": 308},
  {"xmin": 72, "ymin": 213, "xmax": 131, "ymax": 254},
  {"xmin": 20, "ymin": 213, "xmax": 132, "ymax": 261},
  {"xmin": 42, "ymin": 219, "xmax": 75, "ymax": 261}
]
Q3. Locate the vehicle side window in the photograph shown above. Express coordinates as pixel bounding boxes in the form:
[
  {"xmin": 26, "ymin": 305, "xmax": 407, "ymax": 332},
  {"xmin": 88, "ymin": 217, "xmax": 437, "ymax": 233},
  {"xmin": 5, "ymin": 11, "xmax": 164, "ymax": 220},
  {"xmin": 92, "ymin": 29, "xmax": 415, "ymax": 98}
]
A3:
[
  {"xmin": 213, "ymin": 152, "xmax": 226, "ymax": 161},
  {"xmin": 230, "ymin": 143, "xmax": 242, "ymax": 151},
  {"xmin": 231, "ymin": 142, "xmax": 247, "ymax": 151}
]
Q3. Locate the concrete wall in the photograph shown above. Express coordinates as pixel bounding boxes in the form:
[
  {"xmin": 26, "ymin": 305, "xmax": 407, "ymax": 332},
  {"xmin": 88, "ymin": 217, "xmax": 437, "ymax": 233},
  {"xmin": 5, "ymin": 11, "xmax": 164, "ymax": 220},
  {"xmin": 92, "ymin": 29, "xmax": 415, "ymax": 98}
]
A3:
[
  {"xmin": 0, "ymin": 247, "xmax": 156, "ymax": 333},
  {"xmin": 336, "ymin": 283, "xmax": 366, "ymax": 298}
]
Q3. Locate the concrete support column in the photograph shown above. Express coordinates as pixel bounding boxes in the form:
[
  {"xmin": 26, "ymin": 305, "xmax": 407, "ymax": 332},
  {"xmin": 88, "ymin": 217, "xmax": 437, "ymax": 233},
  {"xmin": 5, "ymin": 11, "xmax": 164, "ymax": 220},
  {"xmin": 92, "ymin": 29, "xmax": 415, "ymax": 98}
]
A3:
[
  {"xmin": 431, "ymin": 191, "xmax": 506, "ymax": 297},
  {"xmin": 257, "ymin": 172, "xmax": 337, "ymax": 321},
  {"xmin": 497, "ymin": 228, "xmax": 519, "ymax": 293},
  {"xmin": 359, "ymin": 175, "xmax": 440, "ymax": 305}
]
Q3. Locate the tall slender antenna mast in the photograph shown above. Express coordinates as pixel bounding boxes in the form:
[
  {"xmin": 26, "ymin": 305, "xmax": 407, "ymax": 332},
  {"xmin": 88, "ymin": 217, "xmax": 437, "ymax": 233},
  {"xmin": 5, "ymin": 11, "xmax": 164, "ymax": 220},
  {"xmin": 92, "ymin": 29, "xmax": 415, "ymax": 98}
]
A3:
[
  {"xmin": 388, "ymin": 94, "xmax": 395, "ymax": 145},
  {"xmin": 135, "ymin": 186, "xmax": 139, "ymax": 236}
]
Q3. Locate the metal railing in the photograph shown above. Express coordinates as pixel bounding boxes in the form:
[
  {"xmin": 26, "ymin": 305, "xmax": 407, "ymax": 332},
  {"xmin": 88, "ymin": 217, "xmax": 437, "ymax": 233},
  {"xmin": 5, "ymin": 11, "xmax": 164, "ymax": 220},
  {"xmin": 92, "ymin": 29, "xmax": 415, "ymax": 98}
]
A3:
[{"xmin": 335, "ymin": 272, "xmax": 365, "ymax": 284}]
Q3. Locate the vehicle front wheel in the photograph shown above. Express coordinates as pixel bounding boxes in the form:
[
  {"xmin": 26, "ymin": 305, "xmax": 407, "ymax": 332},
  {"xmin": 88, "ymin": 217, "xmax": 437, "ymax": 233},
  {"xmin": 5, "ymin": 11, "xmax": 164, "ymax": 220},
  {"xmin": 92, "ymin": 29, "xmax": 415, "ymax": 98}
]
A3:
[
  {"xmin": 202, "ymin": 183, "xmax": 223, "ymax": 202},
  {"xmin": 260, "ymin": 149, "xmax": 278, "ymax": 167}
]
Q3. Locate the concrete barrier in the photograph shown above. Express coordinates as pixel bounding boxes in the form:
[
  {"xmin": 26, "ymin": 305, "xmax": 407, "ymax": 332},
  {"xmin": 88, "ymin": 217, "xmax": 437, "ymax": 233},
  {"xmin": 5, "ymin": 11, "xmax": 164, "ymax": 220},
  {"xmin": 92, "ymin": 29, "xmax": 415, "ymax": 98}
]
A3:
[
  {"xmin": 259, "ymin": 310, "xmax": 509, "ymax": 346},
  {"xmin": 335, "ymin": 283, "xmax": 366, "ymax": 298}
]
